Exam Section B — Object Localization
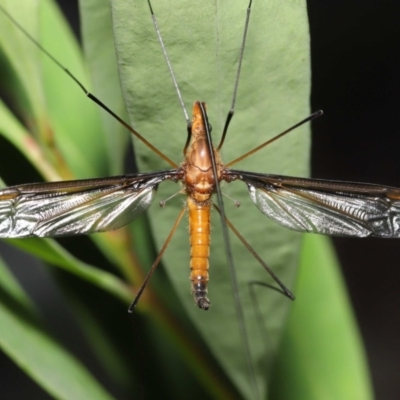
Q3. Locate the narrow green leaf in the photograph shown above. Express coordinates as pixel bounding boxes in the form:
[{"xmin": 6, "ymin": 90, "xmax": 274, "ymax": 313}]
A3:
[
  {"xmin": 0, "ymin": 98, "xmax": 60, "ymax": 181},
  {"xmin": 0, "ymin": 0, "xmax": 108, "ymax": 179},
  {"xmin": 79, "ymin": 0, "xmax": 129, "ymax": 176},
  {"xmin": 0, "ymin": 255, "xmax": 36, "ymax": 312},
  {"xmin": 39, "ymin": 0, "xmax": 108, "ymax": 178},
  {"xmin": 4, "ymin": 238, "xmax": 131, "ymax": 304},
  {"xmin": 0, "ymin": 0, "xmax": 43, "ymax": 125},
  {"xmin": 0, "ymin": 267, "xmax": 116, "ymax": 400},
  {"xmin": 270, "ymin": 235, "xmax": 373, "ymax": 400}
]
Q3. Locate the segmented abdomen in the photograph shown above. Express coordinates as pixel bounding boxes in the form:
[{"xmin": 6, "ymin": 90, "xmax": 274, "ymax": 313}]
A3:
[{"xmin": 188, "ymin": 197, "xmax": 211, "ymax": 310}]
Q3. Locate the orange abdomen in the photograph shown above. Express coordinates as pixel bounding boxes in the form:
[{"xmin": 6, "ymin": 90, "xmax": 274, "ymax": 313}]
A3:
[{"xmin": 188, "ymin": 197, "xmax": 211, "ymax": 310}]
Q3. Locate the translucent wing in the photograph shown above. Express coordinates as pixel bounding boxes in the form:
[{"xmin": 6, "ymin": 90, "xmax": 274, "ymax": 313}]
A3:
[
  {"xmin": 0, "ymin": 171, "xmax": 176, "ymax": 238},
  {"xmin": 227, "ymin": 170, "xmax": 400, "ymax": 238}
]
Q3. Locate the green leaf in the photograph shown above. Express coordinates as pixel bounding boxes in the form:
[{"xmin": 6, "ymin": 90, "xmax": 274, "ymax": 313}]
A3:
[
  {"xmin": 0, "ymin": 97, "xmax": 60, "ymax": 181},
  {"xmin": 0, "ymin": 0, "xmax": 43, "ymax": 126},
  {"xmin": 111, "ymin": 0, "xmax": 310, "ymax": 397},
  {"xmin": 0, "ymin": 257, "xmax": 115, "ymax": 400},
  {"xmin": 39, "ymin": 0, "xmax": 109, "ymax": 178},
  {"xmin": 4, "ymin": 238, "xmax": 131, "ymax": 303},
  {"xmin": 0, "ymin": 254, "xmax": 36, "ymax": 312},
  {"xmin": 270, "ymin": 235, "xmax": 373, "ymax": 400},
  {"xmin": 80, "ymin": 0, "xmax": 129, "ymax": 176},
  {"xmin": 0, "ymin": 0, "xmax": 107, "ymax": 179}
]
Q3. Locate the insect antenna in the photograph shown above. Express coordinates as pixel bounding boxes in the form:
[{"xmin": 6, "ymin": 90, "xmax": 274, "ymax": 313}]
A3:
[
  {"xmin": 146, "ymin": 0, "xmax": 189, "ymax": 126},
  {"xmin": 0, "ymin": 4, "xmax": 177, "ymax": 169},
  {"xmin": 146, "ymin": 0, "xmax": 194, "ymax": 157},
  {"xmin": 217, "ymin": 0, "xmax": 253, "ymax": 151}
]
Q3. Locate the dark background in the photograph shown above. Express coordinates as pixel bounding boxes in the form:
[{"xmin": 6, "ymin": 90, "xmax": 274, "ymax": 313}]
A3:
[
  {"xmin": 1, "ymin": 1, "xmax": 400, "ymax": 399},
  {"xmin": 309, "ymin": 2, "xmax": 400, "ymax": 399}
]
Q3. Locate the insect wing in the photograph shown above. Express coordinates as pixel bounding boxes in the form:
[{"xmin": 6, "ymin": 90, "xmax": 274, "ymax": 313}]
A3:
[
  {"xmin": 232, "ymin": 170, "xmax": 400, "ymax": 238},
  {"xmin": 0, "ymin": 173, "xmax": 168, "ymax": 238}
]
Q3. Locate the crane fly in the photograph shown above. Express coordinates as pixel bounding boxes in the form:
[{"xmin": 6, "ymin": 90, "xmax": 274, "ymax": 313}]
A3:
[
  {"xmin": 0, "ymin": 1, "xmax": 397, "ymax": 398},
  {"xmin": 2, "ymin": 96, "xmax": 400, "ymax": 300},
  {"xmin": 1, "ymin": 1, "xmax": 400, "ymax": 312}
]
